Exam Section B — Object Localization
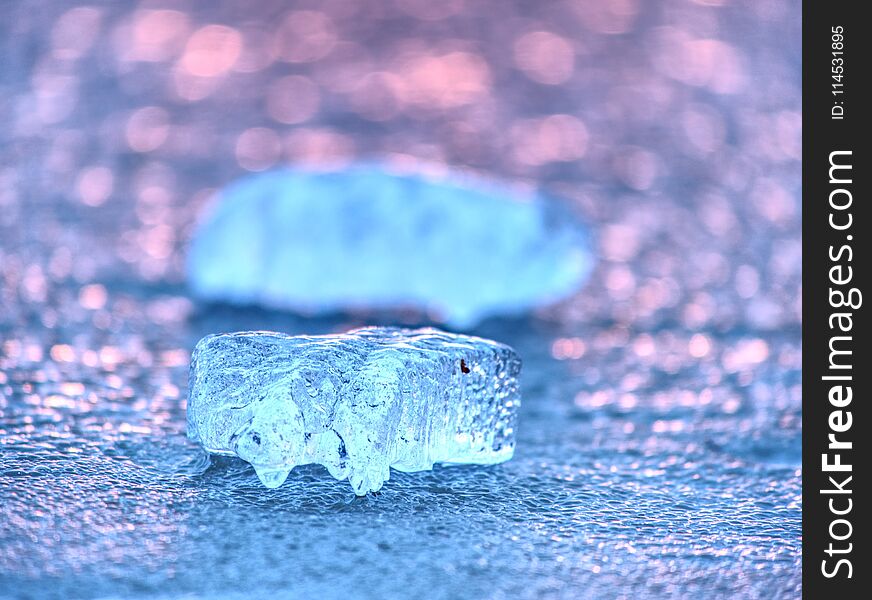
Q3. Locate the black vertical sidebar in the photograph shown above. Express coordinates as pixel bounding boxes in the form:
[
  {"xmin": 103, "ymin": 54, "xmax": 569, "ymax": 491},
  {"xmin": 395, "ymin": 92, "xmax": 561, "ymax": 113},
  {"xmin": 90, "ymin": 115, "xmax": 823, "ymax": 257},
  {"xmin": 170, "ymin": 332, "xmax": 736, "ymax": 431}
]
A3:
[{"xmin": 803, "ymin": 1, "xmax": 868, "ymax": 598}]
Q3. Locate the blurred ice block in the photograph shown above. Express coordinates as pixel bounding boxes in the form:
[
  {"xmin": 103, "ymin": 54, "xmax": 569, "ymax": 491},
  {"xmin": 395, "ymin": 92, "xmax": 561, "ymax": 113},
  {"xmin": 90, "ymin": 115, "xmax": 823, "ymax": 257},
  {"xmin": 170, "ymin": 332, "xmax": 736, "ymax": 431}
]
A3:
[
  {"xmin": 187, "ymin": 166, "xmax": 594, "ymax": 327},
  {"xmin": 187, "ymin": 327, "xmax": 521, "ymax": 495}
]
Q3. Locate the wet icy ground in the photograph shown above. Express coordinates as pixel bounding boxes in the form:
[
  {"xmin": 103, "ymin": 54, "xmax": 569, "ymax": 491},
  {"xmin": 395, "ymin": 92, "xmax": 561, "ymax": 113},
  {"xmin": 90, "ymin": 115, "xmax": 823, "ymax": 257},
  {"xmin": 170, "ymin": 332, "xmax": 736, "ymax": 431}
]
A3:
[
  {"xmin": 0, "ymin": 309, "xmax": 801, "ymax": 599},
  {"xmin": 1, "ymin": 0, "xmax": 800, "ymax": 598}
]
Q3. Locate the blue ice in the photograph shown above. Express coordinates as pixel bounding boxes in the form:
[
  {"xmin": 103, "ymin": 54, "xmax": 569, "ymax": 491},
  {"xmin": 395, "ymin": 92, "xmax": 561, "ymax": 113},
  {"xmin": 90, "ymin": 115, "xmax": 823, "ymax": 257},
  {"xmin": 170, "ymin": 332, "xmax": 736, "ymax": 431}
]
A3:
[
  {"xmin": 187, "ymin": 166, "xmax": 594, "ymax": 327},
  {"xmin": 187, "ymin": 327, "xmax": 522, "ymax": 495}
]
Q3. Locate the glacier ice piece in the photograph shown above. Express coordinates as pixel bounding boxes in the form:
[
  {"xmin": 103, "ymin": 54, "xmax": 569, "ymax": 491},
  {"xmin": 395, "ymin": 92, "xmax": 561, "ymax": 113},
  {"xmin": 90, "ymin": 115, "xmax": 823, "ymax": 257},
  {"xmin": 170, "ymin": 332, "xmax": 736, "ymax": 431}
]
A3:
[
  {"xmin": 187, "ymin": 166, "xmax": 594, "ymax": 327},
  {"xmin": 187, "ymin": 327, "xmax": 521, "ymax": 495}
]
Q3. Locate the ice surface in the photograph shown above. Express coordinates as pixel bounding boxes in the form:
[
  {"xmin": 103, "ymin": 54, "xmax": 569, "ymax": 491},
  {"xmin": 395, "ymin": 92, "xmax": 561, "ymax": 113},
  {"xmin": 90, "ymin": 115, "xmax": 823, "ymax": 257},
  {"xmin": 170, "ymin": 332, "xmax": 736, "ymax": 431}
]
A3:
[
  {"xmin": 187, "ymin": 167, "xmax": 593, "ymax": 328},
  {"xmin": 187, "ymin": 327, "xmax": 521, "ymax": 495},
  {"xmin": 2, "ymin": 318, "xmax": 802, "ymax": 599}
]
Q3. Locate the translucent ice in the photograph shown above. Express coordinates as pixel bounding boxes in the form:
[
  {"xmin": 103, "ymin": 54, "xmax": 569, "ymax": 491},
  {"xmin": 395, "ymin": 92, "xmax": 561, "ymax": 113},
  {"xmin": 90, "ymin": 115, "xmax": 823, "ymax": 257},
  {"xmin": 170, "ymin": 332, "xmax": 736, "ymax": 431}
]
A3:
[
  {"xmin": 187, "ymin": 166, "xmax": 593, "ymax": 327},
  {"xmin": 187, "ymin": 327, "xmax": 521, "ymax": 495}
]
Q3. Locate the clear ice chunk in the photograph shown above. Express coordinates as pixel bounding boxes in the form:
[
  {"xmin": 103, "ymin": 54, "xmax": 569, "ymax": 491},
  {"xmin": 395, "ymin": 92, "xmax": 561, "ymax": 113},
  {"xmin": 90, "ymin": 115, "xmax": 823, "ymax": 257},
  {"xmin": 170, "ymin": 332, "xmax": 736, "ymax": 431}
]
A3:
[
  {"xmin": 187, "ymin": 327, "xmax": 521, "ymax": 495},
  {"xmin": 187, "ymin": 166, "xmax": 594, "ymax": 327}
]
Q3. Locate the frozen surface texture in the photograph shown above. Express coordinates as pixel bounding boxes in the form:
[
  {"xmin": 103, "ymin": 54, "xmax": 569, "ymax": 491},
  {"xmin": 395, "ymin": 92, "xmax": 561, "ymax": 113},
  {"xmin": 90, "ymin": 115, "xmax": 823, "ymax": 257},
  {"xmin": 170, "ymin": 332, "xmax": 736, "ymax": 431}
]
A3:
[
  {"xmin": 187, "ymin": 167, "xmax": 593, "ymax": 328},
  {"xmin": 1, "ymin": 319, "xmax": 802, "ymax": 600},
  {"xmin": 188, "ymin": 328, "xmax": 521, "ymax": 495}
]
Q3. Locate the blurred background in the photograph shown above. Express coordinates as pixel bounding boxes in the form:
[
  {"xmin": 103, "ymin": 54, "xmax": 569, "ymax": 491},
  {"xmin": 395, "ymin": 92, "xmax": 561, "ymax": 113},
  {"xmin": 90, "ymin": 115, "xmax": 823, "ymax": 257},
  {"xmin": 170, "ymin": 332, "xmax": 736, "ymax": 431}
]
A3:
[{"xmin": 1, "ymin": 1, "xmax": 801, "ymax": 598}]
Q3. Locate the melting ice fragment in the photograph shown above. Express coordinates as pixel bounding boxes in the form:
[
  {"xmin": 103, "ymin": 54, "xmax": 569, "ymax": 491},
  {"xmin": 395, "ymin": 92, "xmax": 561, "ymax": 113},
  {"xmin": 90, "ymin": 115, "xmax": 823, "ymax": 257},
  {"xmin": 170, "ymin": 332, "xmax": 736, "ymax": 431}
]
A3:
[
  {"xmin": 187, "ymin": 327, "xmax": 521, "ymax": 495},
  {"xmin": 187, "ymin": 166, "xmax": 594, "ymax": 327}
]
